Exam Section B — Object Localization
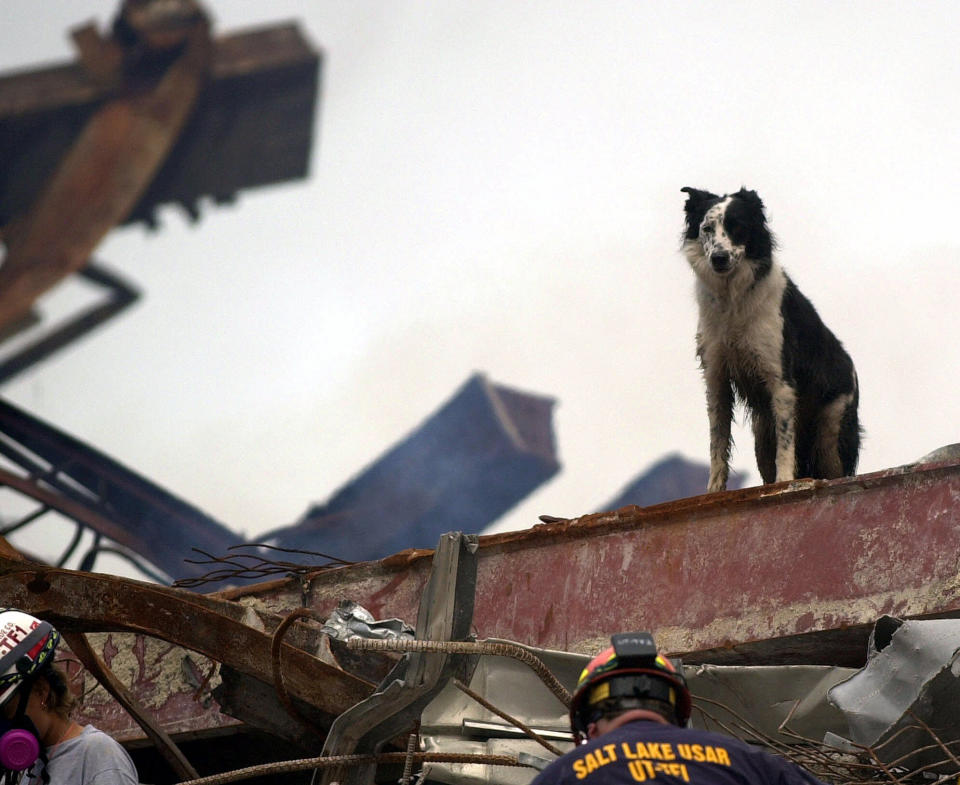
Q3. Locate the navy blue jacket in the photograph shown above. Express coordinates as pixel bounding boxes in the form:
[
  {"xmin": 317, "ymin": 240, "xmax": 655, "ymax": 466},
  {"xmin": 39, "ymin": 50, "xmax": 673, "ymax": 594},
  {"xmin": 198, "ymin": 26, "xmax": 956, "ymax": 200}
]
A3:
[{"xmin": 530, "ymin": 721, "xmax": 826, "ymax": 785}]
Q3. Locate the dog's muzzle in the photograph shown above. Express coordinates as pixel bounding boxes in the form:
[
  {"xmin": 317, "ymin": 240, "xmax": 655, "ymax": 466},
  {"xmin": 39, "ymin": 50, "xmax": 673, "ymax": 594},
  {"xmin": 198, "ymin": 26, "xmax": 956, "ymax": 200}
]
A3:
[{"xmin": 710, "ymin": 251, "xmax": 731, "ymax": 273}]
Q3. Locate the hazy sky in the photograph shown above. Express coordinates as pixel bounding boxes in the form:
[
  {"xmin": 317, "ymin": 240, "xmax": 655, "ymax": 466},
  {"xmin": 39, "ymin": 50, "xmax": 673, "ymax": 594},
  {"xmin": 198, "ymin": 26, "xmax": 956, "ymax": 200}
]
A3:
[{"xmin": 2, "ymin": 2, "xmax": 959, "ymax": 568}]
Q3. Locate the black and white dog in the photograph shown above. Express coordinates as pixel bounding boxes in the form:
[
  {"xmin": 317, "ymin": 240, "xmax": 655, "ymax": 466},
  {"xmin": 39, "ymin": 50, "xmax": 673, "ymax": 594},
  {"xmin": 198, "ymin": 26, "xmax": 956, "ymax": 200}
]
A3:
[{"xmin": 680, "ymin": 187, "xmax": 860, "ymax": 492}]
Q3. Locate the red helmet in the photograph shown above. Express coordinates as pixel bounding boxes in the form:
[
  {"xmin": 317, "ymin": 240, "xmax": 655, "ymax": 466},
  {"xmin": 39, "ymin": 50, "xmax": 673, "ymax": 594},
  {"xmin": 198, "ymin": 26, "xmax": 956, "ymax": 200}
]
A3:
[{"xmin": 569, "ymin": 632, "xmax": 691, "ymax": 739}]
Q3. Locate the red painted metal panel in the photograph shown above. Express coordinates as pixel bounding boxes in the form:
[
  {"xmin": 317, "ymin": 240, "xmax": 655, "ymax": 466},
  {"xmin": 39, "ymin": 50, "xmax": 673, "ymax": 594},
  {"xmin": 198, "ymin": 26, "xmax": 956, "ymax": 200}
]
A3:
[{"xmin": 245, "ymin": 459, "xmax": 960, "ymax": 662}]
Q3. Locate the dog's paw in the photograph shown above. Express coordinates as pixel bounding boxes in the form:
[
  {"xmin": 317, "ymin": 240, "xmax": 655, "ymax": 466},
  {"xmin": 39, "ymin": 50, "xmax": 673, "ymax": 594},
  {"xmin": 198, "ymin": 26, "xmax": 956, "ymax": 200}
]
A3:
[{"xmin": 707, "ymin": 475, "xmax": 728, "ymax": 494}]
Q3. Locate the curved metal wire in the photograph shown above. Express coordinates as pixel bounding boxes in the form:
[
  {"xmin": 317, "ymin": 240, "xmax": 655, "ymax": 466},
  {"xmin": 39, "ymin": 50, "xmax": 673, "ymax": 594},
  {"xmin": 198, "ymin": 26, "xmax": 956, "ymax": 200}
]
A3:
[
  {"xmin": 175, "ymin": 751, "xmax": 531, "ymax": 785},
  {"xmin": 345, "ymin": 637, "xmax": 572, "ymax": 707},
  {"xmin": 174, "ymin": 543, "xmax": 353, "ymax": 588},
  {"xmin": 270, "ymin": 607, "xmax": 328, "ymax": 739}
]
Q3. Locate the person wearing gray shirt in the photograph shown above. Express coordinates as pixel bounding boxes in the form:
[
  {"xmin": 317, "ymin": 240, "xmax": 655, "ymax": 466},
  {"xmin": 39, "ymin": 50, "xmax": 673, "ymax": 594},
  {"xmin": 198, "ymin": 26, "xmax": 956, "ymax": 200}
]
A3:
[
  {"xmin": 1, "ymin": 609, "xmax": 139, "ymax": 785},
  {"xmin": 25, "ymin": 726, "xmax": 138, "ymax": 785}
]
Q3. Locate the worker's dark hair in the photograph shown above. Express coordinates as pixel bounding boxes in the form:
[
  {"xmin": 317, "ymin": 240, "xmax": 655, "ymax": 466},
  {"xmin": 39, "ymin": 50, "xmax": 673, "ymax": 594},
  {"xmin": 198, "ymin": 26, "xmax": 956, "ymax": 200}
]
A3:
[{"xmin": 34, "ymin": 662, "xmax": 76, "ymax": 720}]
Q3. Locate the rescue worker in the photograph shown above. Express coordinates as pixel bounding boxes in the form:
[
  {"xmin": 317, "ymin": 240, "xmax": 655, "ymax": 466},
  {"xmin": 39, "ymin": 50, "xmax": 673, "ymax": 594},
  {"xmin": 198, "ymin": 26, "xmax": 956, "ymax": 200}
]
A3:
[
  {"xmin": 0, "ymin": 608, "xmax": 138, "ymax": 785},
  {"xmin": 531, "ymin": 632, "xmax": 825, "ymax": 785}
]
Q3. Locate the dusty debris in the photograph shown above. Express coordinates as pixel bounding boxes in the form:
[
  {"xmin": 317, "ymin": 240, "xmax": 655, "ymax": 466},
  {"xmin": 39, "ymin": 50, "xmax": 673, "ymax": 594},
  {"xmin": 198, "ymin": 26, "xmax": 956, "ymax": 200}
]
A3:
[{"xmin": 827, "ymin": 616, "xmax": 960, "ymax": 773}]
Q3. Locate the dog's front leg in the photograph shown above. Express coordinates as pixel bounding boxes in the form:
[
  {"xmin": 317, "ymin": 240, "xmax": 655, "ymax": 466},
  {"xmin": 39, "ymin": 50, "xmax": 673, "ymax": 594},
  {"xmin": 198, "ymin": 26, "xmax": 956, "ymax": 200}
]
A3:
[
  {"xmin": 705, "ymin": 367, "xmax": 734, "ymax": 492},
  {"xmin": 771, "ymin": 382, "xmax": 798, "ymax": 482}
]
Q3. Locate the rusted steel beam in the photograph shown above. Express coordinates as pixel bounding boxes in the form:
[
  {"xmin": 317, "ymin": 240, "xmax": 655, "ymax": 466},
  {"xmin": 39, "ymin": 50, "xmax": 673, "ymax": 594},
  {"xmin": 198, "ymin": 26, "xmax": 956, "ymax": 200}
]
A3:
[
  {"xmin": 0, "ymin": 24, "xmax": 314, "ymax": 118},
  {"xmin": 0, "ymin": 535, "xmax": 25, "ymax": 560},
  {"xmin": 0, "ymin": 18, "xmax": 210, "ymax": 329},
  {"xmin": 0, "ymin": 24, "xmax": 320, "ymax": 231},
  {"xmin": 267, "ymin": 374, "xmax": 558, "ymax": 563},
  {"xmin": 0, "ymin": 558, "xmax": 372, "ymax": 723},
  {"xmin": 0, "ymin": 263, "xmax": 139, "ymax": 384},
  {"xmin": 0, "ymin": 400, "xmax": 243, "ymax": 581},
  {"xmin": 0, "ymin": 467, "xmax": 153, "ymax": 553},
  {"xmin": 238, "ymin": 458, "xmax": 960, "ymax": 667}
]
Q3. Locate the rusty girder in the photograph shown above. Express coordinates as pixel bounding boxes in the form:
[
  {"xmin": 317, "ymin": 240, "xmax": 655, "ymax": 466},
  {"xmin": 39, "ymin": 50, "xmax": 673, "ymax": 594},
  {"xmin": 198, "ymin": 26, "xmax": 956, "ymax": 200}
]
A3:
[
  {"xmin": 0, "ymin": 397, "xmax": 243, "ymax": 581},
  {"xmin": 0, "ymin": 2, "xmax": 211, "ymax": 330},
  {"xmin": 236, "ymin": 457, "xmax": 960, "ymax": 667},
  {"xmin": 0, "ymin": 553, "xmax": 373, "ymax": 721}
]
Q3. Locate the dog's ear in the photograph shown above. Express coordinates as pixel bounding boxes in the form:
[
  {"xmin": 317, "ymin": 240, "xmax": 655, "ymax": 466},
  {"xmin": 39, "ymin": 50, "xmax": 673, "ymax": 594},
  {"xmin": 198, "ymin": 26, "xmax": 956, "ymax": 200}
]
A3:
[
  {"xmin": 732, "ymin": 188, "xmax": 776, "ymax": 257},
  {"xmin": 734, "ymin": 187, "xmax": 765, "ymax": 213},
  {"xmin": 681, "ymin": 187, "xmax": 719, "ymax": 213},
  {"xmin": 680, "ymin": 187, "xmax": 717, "ymax": 237}
]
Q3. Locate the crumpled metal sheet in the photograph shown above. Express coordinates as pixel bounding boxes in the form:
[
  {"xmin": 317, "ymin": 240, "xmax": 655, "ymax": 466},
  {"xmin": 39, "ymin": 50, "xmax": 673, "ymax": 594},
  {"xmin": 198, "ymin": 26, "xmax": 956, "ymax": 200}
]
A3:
[
  {"xmin": 419, "ymin": 640, "xmax": 583, "ymax": 785},
  {"xmin": 827, "ymin": 615, "xmax": 960, "ymax": 771},
  {"xmin": 689, "ymin": 663, "xmax": 855, "ymax": 742},
  {"xmin": 321, "ymin": 600, "xmax": 415, "ymax": 641},
  {"xmin": 419, "ymin": 643, "xmax": 854, "ymax": 785}
]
